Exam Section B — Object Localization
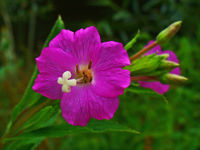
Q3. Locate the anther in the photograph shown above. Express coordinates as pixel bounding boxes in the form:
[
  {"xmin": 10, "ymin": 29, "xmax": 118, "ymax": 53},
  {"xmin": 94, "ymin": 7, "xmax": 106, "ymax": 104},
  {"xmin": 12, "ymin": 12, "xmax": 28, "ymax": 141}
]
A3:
[
  {"xmin": 76, "ymin": 64, "xmax": 80, "ymax": 74},
  {"xmin": 88, "ymin": 60, "xmax": 92, "ymax": 69}
]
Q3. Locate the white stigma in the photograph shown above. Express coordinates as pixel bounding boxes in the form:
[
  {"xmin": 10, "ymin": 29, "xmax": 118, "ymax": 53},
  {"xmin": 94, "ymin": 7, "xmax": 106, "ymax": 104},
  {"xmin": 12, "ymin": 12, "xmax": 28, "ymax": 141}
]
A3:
[{"xmin": 57, "ymin": 71, "xmax": 77, "ymax": 93}]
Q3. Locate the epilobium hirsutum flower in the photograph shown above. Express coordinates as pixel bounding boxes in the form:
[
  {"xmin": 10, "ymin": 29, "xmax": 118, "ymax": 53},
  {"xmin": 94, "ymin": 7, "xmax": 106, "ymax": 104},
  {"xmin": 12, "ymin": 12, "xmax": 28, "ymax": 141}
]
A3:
[
  {"xmin": 32, "ymin": 26, "xmax": 130, "ymax": 126},
  {"xmin": 138, "ymin": 41, "xmax": 180, "ymax": 94}
]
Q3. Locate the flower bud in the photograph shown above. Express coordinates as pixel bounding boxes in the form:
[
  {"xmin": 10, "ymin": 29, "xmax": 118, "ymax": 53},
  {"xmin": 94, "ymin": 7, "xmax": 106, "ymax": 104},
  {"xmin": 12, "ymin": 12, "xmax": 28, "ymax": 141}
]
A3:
[
  {"xmin": 157, "ymin": 54, "xmax": 169, "ymax": 60},
  {"xmin": 158, "ymin": 60, "xmax": 179, "ymax": 70},
  {"xmin": 156, "ymin": 21, "xmax": 182, "ymax": 44},
  {"xmin": 159, "ymin": 73, "xmax": 188, "ymax": 85}
]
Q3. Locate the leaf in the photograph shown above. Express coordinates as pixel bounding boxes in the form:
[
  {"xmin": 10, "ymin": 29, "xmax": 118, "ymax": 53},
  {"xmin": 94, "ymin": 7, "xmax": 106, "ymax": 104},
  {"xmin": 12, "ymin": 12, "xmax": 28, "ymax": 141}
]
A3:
[
  {"xmin": 42, "ymin": 15, "xmax": 65, "ymax": 49},
  {"xmin": 21, "ymin": 103, "xmax": 59, "ymax": 131},
  {"xmin": 126, "ymin": 85, "xmax": 160, "ymax": 95},
  {"xmin": 124, "ymin": 30, "xmax": 140, "ymax": 51},
  {"xmin": 5, "ymin": 120, "xmax": 139, "ymax": 141},
  {"xmin": 6, "ymin": 16, "xmax": 65, "ymax": 133},
  {"xmin": 3, "ymin": 138, "xmax": 43, "ymax": 150},
  {"xmin": 86, "ymin": 120, "xmax": 139, "ymax": 133},
  {"xmin": 126, "ymin": 84, "xmax": 168, "ymax": 103}
]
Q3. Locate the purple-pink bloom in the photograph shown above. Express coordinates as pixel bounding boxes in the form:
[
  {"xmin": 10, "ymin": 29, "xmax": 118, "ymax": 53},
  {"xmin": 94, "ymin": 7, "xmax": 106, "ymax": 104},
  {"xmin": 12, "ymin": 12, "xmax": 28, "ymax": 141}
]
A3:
[
  {"xmin": 138, "ymin": 41, "xmax": 181, "ymax": 94},
  {"xmin": 32, "ymin": 26, "xmax": 130, "ymax": 126}
]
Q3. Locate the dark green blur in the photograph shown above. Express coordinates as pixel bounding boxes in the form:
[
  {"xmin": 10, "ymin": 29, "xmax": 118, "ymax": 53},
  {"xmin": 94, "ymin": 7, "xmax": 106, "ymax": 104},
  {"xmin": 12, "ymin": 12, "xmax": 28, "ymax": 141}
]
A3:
[{"xmin": 0, "ymin": 0, "xmax": 200, "ymax": 149}]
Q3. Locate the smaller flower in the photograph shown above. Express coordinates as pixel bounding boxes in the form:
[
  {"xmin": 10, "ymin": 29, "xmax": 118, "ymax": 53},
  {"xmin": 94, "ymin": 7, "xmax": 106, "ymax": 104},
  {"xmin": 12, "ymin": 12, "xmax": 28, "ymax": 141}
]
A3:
[{"xmin": 138, "ymin": 41, "xmax": 181, "ymax": 94}]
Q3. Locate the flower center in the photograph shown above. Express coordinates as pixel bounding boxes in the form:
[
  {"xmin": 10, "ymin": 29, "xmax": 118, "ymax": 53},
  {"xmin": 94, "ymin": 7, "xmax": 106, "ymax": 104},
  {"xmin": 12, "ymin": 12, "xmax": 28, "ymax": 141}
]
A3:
[
  {"xmin": 57, "ymin": 61, "xmax": 93, "ymax": 93},
  {"xmin": 75, "ymin": 61, "xmax": 93, "ymax": 84}
]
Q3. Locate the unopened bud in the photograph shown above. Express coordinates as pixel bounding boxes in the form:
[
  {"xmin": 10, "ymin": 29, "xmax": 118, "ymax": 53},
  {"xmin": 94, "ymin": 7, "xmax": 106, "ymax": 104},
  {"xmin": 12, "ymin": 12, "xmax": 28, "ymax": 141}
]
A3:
[
  {"xmin": 156, "ymin": 21, "xmax": 182, "ymax": 44},
  {"xmin": 159, "ymin": 60, "xmax": 179, "ymax": 70},
  {"xmin": 158, "ymin": 54, "xmax": 169, "ymax": 60},
  {"xmin": 160, "ymin": 73, "xmax": 188, "ymax": 85}
]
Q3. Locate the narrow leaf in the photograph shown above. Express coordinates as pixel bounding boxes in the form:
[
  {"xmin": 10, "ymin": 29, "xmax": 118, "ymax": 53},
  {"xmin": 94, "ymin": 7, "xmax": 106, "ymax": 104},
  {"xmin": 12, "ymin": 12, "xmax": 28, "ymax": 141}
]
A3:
[
  {"xmin": 7, "ymin": 16, "xmax": 65, "ymax": 133},
  {"xmin": 5, "ymin": 120, "xmax": 139, "ymax": 141},
  {"xmin": 126, "ymin": 85, "xmax": 168, "ymax": 103},
  {"xmin": 124, "ymin": 30, "xmax": 140, "ymax": 51}
]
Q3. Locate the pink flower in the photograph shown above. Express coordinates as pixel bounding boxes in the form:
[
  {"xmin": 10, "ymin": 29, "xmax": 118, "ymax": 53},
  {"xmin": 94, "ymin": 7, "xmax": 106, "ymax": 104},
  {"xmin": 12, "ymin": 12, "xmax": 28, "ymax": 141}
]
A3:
[
  {"xmin": 32, "ymin": 26, "xmax": 130, "ymax": 126},
  {"xmin": 138, "ymin": 41, "xmax": 181, "ymax": 94}
]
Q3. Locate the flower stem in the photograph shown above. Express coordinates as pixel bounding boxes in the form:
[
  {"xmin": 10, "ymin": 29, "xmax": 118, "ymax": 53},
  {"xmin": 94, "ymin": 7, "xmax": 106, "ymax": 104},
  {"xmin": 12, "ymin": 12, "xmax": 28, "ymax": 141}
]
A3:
[
  {"xmin": 129, "ymin": 41, "xmax": 158, "ymax": 61},
  {"xmin": 131, "ymin": 76, "xmax": 158, "ymax": 81}
]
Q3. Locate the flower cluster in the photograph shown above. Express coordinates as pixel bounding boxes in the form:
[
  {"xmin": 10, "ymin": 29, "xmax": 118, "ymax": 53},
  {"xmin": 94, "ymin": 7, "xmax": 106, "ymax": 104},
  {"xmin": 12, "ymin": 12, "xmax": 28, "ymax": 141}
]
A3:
[
  {"xmin": 33, "ymin": 25, "xmax": 184, "ymax": 126},
  {"xmin": 138, "ymin": 41, "xmax": 181, "ymax": 94}
]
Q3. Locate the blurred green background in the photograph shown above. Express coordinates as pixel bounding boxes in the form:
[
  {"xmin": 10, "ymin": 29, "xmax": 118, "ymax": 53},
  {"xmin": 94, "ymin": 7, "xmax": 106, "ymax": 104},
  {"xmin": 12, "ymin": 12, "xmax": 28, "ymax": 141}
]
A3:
[{"xmin": 0, "ymin": 0, "xmax": 200, "ymax": 149}]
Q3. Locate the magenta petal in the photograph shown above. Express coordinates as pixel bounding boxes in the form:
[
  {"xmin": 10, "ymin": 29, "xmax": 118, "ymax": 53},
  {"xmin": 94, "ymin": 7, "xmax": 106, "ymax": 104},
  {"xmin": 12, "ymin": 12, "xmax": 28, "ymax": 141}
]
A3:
[
  {"xmin": 33, "ymin": 74, "xmax": 63, "ymax": 99},
  {"xmin": 92, "ymin": 68, "xmax": 131, "ymax": 98},
  {"xmin": 89, "ymin": 89, "xmax": 119, "ymax": 120},
  {"xmin": 138, "ymin": 81, "xmax": 170, "ymax": 95},
  {"xmin": 74, "ymin": 26, "xmax": 101, "ymax": 65},
  {"xmin": 61, "ymin": 86, "xmax": 119, "ymax": 126},
  {"xmin": 36, "ymin": 47, "xmax": 78, "ymax": 75},
  {"xmin": 163, "ymin": 50, "xmax": 179, "ymax": 63},
  {"xmin": 94, "ymin": 41, "xmax": 130, "ymax": 70},
  {"xmin": 162, "ymin": 50, "xmax": 181, "ymax": 75},
  {"xmin": 32, "ymin": 47, "xmax": 78, "ymax": 99},
  {"xmin": 49, "ymin": 29, "xmax": 74, "ymax": 53},
  {"xmin": 61, "ymin": 87, "xmax": 90, "ymax": 126}
]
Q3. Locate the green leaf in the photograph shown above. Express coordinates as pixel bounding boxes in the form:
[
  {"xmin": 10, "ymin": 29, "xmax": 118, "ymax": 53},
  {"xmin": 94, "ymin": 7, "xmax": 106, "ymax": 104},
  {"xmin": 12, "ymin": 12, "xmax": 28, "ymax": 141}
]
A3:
[
  {"xmin": 3, "ymin": 138, "xmax": 43, "ymax": 150},
  {"xmin": 42, "ymin": 15, "xmax": 65, "ymax": 48},
  {"xmin": 126, "ymin": 85, "xmax": 160, "ymax": 95},
  {"xmin": 124, "ymin": 30, "xmax": 140, "ymax": 51},
  {"xmin": 5, "ymin": 120, "xmax": 139, "ymax": 141},
  {"xmin": 6, "ymin": 16, "xmax": 65, "ymax": 133},
  {"xmin": 21, "ymin": 103, "xmax": 60, "ymax": 131},
  {"xmin": 126, "ymin": 84, "xmax": 168, "ymax": 102}
]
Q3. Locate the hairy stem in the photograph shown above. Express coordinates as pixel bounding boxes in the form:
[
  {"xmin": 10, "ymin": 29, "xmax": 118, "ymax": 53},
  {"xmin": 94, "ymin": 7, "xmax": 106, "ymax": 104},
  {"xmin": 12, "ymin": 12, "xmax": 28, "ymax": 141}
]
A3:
[
  {"xmin": 129, "ymin": 41, "xmax": 158, "ymax": 61},
  {"xmin": 131, "ymin": 76, "xmax": 158, "ymax": 81}
]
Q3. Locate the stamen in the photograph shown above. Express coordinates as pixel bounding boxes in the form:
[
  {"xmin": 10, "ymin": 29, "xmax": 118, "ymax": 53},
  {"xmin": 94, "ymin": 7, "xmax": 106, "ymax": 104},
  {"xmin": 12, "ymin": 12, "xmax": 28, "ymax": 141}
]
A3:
[
  {"xmin": 76, "ymin": 64, "xmax": 80, "ymax": 74},
  {"xmin": 88, "ymin": 60, "xmax": 92, "ymax": 69},
  {"xmin": 57, "ymin": 71, "xmax": 77, "ymax": 93}
]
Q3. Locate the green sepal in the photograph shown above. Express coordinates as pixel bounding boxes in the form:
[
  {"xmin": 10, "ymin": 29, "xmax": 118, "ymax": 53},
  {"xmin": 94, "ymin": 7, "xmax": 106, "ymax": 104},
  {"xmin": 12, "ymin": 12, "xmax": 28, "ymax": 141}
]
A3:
[
  {"xmin": 125, "ymin": 54, "xmax": 166, "ymax": 75},
  {"xmin": 159, "ymin": 73, "xmax": 188, "ymax": 85},
  {"xmin": 156, "ymin": 21, "xmax": 182, "ymax": 44}
]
